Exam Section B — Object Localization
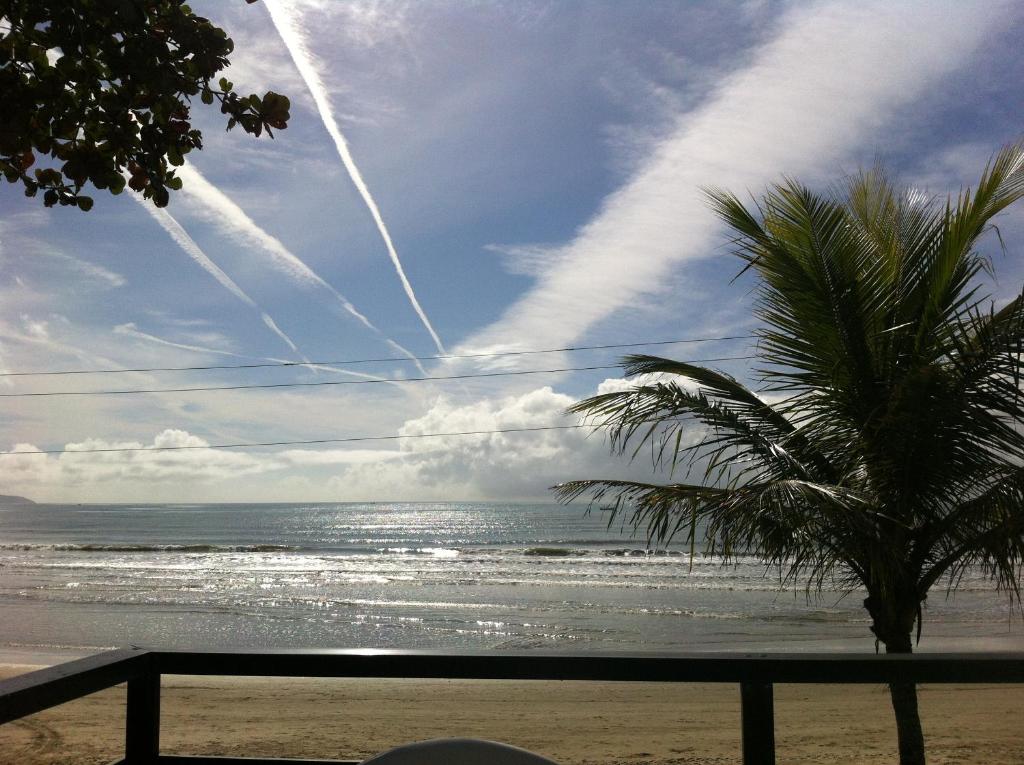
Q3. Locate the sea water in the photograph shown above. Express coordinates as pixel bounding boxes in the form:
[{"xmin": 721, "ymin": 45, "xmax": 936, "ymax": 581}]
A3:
[{"xmin": 0, "ymin": 502, "xmax": 1019, "ymax": 656}]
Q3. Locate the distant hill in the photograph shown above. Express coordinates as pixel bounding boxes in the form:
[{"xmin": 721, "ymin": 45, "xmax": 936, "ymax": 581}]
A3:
[{"xmin": 0, "ymin": 494, "xmax": 36, "ymax": 505}]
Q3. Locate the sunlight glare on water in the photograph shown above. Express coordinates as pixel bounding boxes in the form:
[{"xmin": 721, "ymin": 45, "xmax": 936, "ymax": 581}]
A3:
[{"xmin": 0, "ymin": 502, "xmax": 1019, "ymax": 654}]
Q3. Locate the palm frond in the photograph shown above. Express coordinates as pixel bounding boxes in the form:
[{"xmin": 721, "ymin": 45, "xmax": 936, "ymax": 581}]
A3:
[
  {"xmin": 556, "ymin": 139, "xmax": 1024, "ymax": 641},
  {"xmin": 919, "ymin": 465, "xmax": 1024, "ymax": 597},
  {"xmin": 551, "ymin": 479, "xmax": 726, "ymax": 547},
  {"xmin": 709, "ymin": 182, "xmax": 891, "ymax": 429},
  {"xmin": 553, "ymin": 476, "xmax": 875, "ymax": 589},
  {"xmin": 570, "ymin": 355, "xmax": 833, "ymax": 485}
]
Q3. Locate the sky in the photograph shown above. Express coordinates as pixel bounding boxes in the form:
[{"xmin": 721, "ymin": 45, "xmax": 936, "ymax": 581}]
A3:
[{"xmin": 0, "ymin": 0, "xmax": 1022, "ymax": 503}]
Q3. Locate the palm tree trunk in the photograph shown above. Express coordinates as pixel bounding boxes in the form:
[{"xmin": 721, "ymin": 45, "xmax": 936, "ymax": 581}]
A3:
[{"xmin": 886, "ymin": 636, "xmax": 925, "ymax": 765}]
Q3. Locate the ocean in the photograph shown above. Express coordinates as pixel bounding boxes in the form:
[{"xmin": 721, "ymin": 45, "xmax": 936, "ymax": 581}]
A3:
[{"xmin": 0, "ymin": 501, "xmax": 1020, "ymax": 658}]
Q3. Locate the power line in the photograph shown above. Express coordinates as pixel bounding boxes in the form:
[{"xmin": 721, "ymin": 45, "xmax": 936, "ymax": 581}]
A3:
[
  {"xmin": 0, "ymin": 424, "xmax": 598, "ymax": 456},
  {"xmin": 0, "ymin": 334, "xmax": 756, "ymax": 377},
  {"xmin": 0, "ymin": 355, "xmax": 756, "ymax": 399}
]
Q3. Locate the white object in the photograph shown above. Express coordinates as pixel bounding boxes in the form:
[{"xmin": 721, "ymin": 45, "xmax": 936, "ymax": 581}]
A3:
[{"xmin": 360, "ymin": 737, "xmax": 560, "ymax": 764}]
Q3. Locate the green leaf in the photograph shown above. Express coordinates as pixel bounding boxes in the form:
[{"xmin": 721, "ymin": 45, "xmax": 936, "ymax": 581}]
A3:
[
  {"xmin": 152, "ymin": 185, "xmax": 170, "ymax": 207},
  {"xmin": 1, "ymin": 1, "xmax": 289, "ymax": 212},
  {"xmin": 76, "ymin": 196, "xmax": 94, "ymax": 211}
]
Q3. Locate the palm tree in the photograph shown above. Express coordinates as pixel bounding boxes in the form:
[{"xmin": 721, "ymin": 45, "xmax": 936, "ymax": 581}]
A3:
[{"xmin": 554, "ymin": 142, "xmax": 1024, "ymax": 765}]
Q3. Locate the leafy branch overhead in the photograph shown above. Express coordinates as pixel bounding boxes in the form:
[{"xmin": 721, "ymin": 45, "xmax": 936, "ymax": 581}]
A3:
[{"xmin": 0, "ymin": 0, "xmax": 291, "ymax": 211}]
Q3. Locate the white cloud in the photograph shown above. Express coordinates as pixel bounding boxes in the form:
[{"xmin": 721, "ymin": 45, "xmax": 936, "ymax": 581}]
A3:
[
  {"xmin": 460, "ymin": 0, "xmax": 1008, "ymax": 361},
  {"xmin": 283, "ymin": 0, "xmax": 418, "ymax": 61},
  {"xmin": 40, "ymin": 251, "xmax": 126, "ymax": 289},
  {"xmin": 0, "ymin": 429, "xmax": 271, "ymax": 488},
  {"xmin": 596, "ymin": 372, "xmax": 679, "ymax": 396},
  {"xmin": 326, "ymin": 383, "xmax": 687, "ymax": 501},
  {"xmin": 20, "ymin": 314, "xmax": 49, "ymax": 340},
  {"xmin": 483, "ymin": 242, "xmax": 559, "ymax": 278},
  {"xmin": 0, "ymin": 425, "xmax": 414, "ymax": 498},
  {"xmin": 278, "ymin": 448, "xmax": 404, "ymax": 466},
  {"xmin": 0, "ymin": 379, "xmax": 698, "ymax": 502},
  {"xmin": 0, "ymin": 340, "xmax": 12, "ymax": 386},
  {"xmin": 0, "ymin": 218, "xmax": 126, "ymax": 291},
  {"xmin": 0, "ymin": 314, "xmax": 124, "ymax": 375}
]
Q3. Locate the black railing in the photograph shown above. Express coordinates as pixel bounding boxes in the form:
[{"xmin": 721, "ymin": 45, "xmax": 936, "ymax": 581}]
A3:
[{"xmin": 1, "ymin": 648, "xmax": 1023, "ymax": 765}]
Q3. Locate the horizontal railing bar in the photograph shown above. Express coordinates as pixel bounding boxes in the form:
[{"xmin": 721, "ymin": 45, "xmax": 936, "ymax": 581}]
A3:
[
  {"xmin": 0, "ymin": 648, "xmax": 150, "ymax": 725},
  {"xmin": 156, "ymin": 756, "xmax": 357, "ymax": 764},
  {"xmin": 150, "ymin": 648, "xmax": 1024, "ymax": 684},
  {"xmin": 3, "ymin": 648, "xmax": 1024, "ymax": 732}
]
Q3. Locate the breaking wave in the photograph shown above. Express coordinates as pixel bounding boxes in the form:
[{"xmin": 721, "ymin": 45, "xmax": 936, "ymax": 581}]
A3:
[{"xmin": 0, "ymin": 543, "xmax": 300, "ymax": 553}]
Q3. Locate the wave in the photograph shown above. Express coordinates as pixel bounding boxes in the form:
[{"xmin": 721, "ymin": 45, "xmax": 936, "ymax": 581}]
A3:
[
  {"xmin": 378, "ymin": 547, "xmax": 460, "ymax": 557},
  {"xmin": 602, "ymin": 548, "xmax": 687, "ymax": 557},
  {"xmin": 522, "ymin": 547, "xmax": 587, "ymax": 557},
  {"xmin": 519, "ymin": 546, "xmax": 689, "ymax": 558},
  {"xmin": 0, "ymin": 543, "xmax": 301, "ymax": 553}
]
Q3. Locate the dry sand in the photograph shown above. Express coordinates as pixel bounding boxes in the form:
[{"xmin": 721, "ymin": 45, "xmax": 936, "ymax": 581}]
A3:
[{"xmin": 1, "ymin": 663, "xmax": 1021, "ymax": 765}]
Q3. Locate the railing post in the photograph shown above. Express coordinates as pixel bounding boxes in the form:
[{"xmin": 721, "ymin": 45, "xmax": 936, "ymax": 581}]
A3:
[
  {"xmin": 740, "ymin": 681, "xmax": 775, "ymax": 765},
  {"xmin": 125, "ymin": 670, "xmax": 160, "ymax": 764}
]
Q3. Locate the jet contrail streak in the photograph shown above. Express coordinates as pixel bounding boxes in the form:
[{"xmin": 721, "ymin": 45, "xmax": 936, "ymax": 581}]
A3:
[
  {"xmin": 174, "ymin": 163, "xmax": 429, "ymax": 375},
  {"xmin": 385, "ymin": 340, "xmax": 429, "ymax": 376},
  {"xmin": 115, "ymin": 323, "xmax": 391, "ymax": 384},
  {"xmin": 138, "ymin": 201, "xmax": 307, "ymax": 359},
  {"xmin": 115, "ymin": 323, "xmax": 256, "ymax": 360},
  {"xmin": 260, "ymin": 313, "xmax": 302, "ymax": 356},
  {"xmin": 143, "ymin": 204, "xmax": 254, "ymax": 309},
  {"xmin": 175, "ymin": 163, "xmax": 376, "ymax": 331},
  {"xmin": 263, "ymin": 0, "xmax": 446, "ymax": 354}
]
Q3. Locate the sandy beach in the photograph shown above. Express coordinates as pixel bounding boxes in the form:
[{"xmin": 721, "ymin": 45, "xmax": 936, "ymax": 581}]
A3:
[{"xmin": 1, "ymin": 662, "xmax": 1022, "ymax": 765}]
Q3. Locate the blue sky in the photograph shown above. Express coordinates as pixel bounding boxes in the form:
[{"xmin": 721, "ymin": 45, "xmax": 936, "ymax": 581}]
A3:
[{"xmin": 1, "ymin": 0, "xmax": 1022, "ymax": 502}]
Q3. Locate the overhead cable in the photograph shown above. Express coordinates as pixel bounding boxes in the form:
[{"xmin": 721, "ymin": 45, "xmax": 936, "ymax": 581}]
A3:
[
  {"xmin": 0, "ymin": 355, "xmax": 756, "ymax": 398},
  {"xmin": 0, "ymin": 335, "xmax": 757, "ymax": 377}
]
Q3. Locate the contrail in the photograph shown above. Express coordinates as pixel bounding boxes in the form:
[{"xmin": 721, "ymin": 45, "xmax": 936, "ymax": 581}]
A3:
[
  {"xmin": 263, "ymin": 0, "xmax": 446, "ymax": 354},
  {"xmin": 114, "ymin": 323, "xmax": 256, "ymax": 360},
  {"xmin": 142, "ymin": 204, "xmax": 254, "ymax": 308},
  {"xmin": 260, "ymin": 314, "xmax": 300, "ymax": 355},
  {"xmin": 114, "ymin": 323, "xmax": 390, "ymax": 383},
  {"xmin": 137, "ymin": 200, "xmax": 307, "ymax": 360},
  {"xmin": 175, "ymin": 163, "xmax": 374, "ymax": 329},
  {"xmin": 175, "ymin": 163, "xmax": 429, "ymax": 375}
]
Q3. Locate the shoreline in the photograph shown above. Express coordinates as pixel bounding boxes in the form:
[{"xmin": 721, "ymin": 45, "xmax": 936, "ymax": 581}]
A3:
[{"xmin": 3, "ymin": 627, "xmax": 1024, "ymax": 669}]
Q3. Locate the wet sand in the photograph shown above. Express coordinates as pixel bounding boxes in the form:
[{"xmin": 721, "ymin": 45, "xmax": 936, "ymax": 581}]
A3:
[{"xmin": 1, "ymin": 664, "xmax": 1022, "ymax": 764}]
